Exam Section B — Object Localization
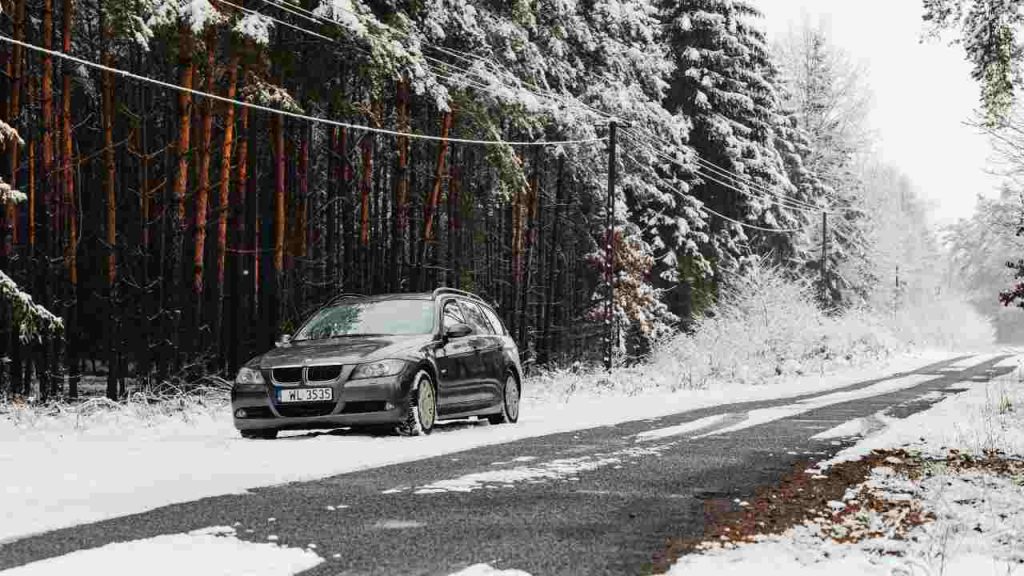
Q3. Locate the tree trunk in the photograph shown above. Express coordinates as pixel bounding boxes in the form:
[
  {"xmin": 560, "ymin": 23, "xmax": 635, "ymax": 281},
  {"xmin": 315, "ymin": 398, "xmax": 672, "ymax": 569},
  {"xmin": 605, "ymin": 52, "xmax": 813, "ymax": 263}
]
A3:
[
  {"xmin": 422, "ymin": 111, "xmax": 453, "ymax": 273},
  {"xmin": 62, "ymin": 0, "xmax": 76, "ymax": 285},
  {"xmin": 101, "ymin": 15, "xmax": 118, "ymax": 400},
  {"xmin": 193, "ymin": 29, "xmax": 216, "ymax": 300},
  {"xmin": 540, "ymin": 156, "xmax": 565, "ymax": 364},
  {"xmin": 39, "ymin": 0, "xmax": 54, "ymax": 402},
  {"xmin": 272, "ymin": 115, "xmax": 285, "ymax": 276},
  {"xmin": 63, "ymin": 0, "xmax": 78, "ymax": 397},
  {"xmin": 41, "ymin": 0, "xmax": 54, "ymax": 240},
  {"xmin": 27, "ymin": 140, "xmax": 34, "ymax": 250},
  {"xmin": 215, "ymin": 55, "xmax": 239, "ymax": 360},
  {"xmin": 5, "ymin": 0, "xmax": 26, "ymax": 252},
  {"xmin": 170, "ymin": 25, "xmax": 194, "ymax": 368},
  {"xmin": 392, "ymin": 80, "xmax": 410, "ymax": 291}
]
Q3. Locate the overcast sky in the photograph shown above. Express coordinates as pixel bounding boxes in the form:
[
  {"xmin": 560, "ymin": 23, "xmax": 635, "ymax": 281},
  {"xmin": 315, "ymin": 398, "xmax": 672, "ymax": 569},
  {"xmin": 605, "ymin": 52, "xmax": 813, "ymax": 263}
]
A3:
[{"xmin": 755, "ymin": 0, "xmax": 1001, "ymax": 226}]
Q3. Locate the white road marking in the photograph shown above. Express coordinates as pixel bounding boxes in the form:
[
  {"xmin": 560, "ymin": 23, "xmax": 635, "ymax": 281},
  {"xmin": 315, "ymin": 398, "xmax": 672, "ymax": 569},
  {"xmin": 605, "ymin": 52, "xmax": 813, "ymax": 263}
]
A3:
[
  {"xmin": 993, "ymin": 355, "xmax": 1022, "ymax": 370},
  {"xmin": 449, "ymin": 564, "xmax": 533, "ymax": 576},
  {"xmin": 634, "ymin": 414, "xmax": 732, "ymax": 442},
  {"xmin": 942, "ymin": 354, "xmax": 1003, "ymax": 371},
  {"xmin": 390, "ymin": 444, "xmax": 675, "ymax": 495},
  {"xmin": 696, "ymin": 374, "xmax": 939, "ymax": 438},
  {"xmin": 811, "ymin": 413, "xmax": 890, "ymax": 440}
]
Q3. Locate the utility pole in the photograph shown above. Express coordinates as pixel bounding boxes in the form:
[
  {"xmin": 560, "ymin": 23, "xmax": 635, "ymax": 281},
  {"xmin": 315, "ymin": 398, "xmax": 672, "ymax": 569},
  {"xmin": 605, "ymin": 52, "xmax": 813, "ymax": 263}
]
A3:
[
  {"xmin": 604, "ymin": 121, "xmax": 618, "ymax": 372},
  {"xmin": 820, "ymin": 211, "xmax": 828, "ymax": 306},
  {"xmin": 894, "ymin": 265, "xmax": 900, "ymax": 319}
]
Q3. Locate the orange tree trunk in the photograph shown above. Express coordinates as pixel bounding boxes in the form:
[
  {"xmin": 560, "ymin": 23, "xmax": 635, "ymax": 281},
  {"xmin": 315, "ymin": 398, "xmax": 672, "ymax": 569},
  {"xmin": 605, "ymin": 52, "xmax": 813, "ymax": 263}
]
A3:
[
  {"xmin": 423, "ymin": 111, "xmax": 453, "ymax": 243},
  {"xmin": 272, "ymin": 115, "xmax": 285, "ymax": 274},
  {"xmin": 6, "ymin": 0, "xmax": 26, "ymax": 249},
  {"xmin": 193, "ymin": 29, "xmax": 216, "ymax": 297},
  {"xmin": 392, "ymin": 80, "xmax": 410, "ymax": 287},
  {"xmin": 360, "ymin": 134, "xmax": 372, "ymax": 246},
  {"xmin": 28, "ymin": 140, "xmax": 35, "ymax": 249},
  {"xmin": 235, "ymin": 106, "xmax": 254, "ymax": 307},
  {"xmin": 298, "ymin": 137, "xmax": 308, "ymax": 258},
  {"xmin": 41, "ymin": 0, "xmax": 54, "ymax": 253},
  {"xmin": 169, "ymin": 25, "xmax": 194, "ymax": 366},
  {"xmin": 63, "ymin": 0, "xmax": 76, "ymax": 285},
  {"xmin": 101, "ymin": 55, "xmax": 115, "ymax": 287},
  {"xmin": 172, "ymin": 27, "xmax": 193, "ymax": 252},
  {"xmin": 216, "ymin": 55, "xmax": 239, "ymax": 295}
]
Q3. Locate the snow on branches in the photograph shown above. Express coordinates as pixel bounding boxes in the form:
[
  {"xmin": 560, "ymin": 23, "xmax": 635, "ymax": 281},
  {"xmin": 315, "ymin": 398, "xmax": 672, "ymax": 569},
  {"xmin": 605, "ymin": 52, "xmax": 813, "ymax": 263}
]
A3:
[
  {"xmin": 233, "ymin": 12, "xmax": 274, "ymax": 45},
  {"xmin": 0, "ymin": 179, "xmax": 27, "ymax": 205},
  {"xmin": 0, "ymin": 270, "xmax": 64, "ymax": 341},
  {"xmin": 0, "ymin": 119, "xmax": 24, "ymax": 148},
  {"xmin": 241, "ymin": 74, "xmax": 303, "ymax": 113},
  {"xmin": 147, "ymin": 0, "xmax": 227, "ymax": 35}
]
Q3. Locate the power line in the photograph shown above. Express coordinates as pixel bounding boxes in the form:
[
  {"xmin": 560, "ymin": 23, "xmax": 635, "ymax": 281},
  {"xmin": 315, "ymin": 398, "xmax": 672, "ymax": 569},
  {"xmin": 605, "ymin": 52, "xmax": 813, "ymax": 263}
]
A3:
[
  {"xmin": 621, "ymin": 150, "xmax": 805, "ymax": 234},
  {"xmin": 0, "ymin": 34, "xmax": 606, "ymax": 147},
  {"xmin": 621, "ymin": 126, "xmax": 858, "ymax": 216},
  {"xmin": 226, "ymin": 0, "xmax": 605, "ymax": 122},
  {"xmin": 623, "ymin": 127, "xmax": 830, "ymax": 214},
  {"xmin": 256, "ymin": 0, "xmax": 617, "ymax": 122},
  {"xmin": 621, "ymin": 130, "xmax": 823, "ymax": 219},
  {"xmin": 215, "ymin": 0, "xmax": 334, "ymax": 41},
  {"xmin": 694, "ymin": 168, "xmax": 809, "ymax": 232}
]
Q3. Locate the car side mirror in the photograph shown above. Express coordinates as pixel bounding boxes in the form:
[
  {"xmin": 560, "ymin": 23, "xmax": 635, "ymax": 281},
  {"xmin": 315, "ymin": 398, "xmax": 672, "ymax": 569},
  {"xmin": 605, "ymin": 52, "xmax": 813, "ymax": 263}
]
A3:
[
  {"xmin": 444, "ymin": 323, "xmax": 472, "ymax": 341},
  {"xmin": 275, "ymin": 334, "xmax": 292, "ymax": 348}
]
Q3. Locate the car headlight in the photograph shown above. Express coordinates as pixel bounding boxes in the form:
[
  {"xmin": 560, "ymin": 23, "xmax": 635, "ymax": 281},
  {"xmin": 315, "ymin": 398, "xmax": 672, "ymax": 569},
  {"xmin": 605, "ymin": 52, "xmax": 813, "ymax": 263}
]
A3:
[
  {"xmin": 235, "ymin": 366, "xmax": 265, "ymax": 387},
  {"xmin": 350, "ymin": 359, "xmax": 407, "ymax": 380}
]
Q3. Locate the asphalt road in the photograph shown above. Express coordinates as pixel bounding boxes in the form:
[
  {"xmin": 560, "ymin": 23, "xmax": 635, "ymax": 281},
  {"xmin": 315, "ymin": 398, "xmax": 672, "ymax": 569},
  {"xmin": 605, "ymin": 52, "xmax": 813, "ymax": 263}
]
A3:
[{"xmin": 0, "ymin": 355, "xmax": 1013, "ymax": 575}]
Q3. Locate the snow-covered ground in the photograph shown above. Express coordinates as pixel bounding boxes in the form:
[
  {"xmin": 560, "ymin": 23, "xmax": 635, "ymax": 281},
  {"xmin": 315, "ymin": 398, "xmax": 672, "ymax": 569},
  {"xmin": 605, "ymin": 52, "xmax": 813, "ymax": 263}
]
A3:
[
  {"xmin": 0, "ymin": 526, "xmax": 323, "ymax": 576},
  {"xmin": 668, "ymin": 357, "xmax": 1024, "ymax": 576},
  {"xmin": 0, "ymin": 350, "xmax": 954, "ymax": 543}
]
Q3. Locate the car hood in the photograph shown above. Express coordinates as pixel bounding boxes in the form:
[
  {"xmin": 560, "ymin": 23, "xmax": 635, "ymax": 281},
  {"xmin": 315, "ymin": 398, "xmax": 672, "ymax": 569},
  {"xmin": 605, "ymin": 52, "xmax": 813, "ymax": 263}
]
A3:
[{"xmin": 257, "ymin": 334, "xmax": 430, "ymax": 368}]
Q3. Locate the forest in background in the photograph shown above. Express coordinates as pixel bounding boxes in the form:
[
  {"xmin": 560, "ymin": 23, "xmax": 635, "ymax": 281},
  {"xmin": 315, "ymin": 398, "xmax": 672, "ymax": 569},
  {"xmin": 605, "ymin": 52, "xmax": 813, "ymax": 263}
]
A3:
[{"xmin": 0, "ymin": 0, "xmax": 981, "ymax": 401}]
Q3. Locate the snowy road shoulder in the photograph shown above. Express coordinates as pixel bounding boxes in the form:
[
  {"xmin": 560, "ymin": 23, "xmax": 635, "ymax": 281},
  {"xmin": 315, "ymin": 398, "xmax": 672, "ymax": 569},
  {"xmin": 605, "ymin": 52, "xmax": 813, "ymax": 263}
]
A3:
[{"xmin": 665, "ymin": 362, "xmax": 1024, "ymax": 575}]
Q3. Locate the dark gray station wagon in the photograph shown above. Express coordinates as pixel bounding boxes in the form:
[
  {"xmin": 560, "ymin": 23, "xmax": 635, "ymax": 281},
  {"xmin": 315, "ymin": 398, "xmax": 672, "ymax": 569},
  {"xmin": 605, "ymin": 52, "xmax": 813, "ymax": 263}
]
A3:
[{"xmin": 231, "ymin": 289, "xmax": 523, "ymax": 439}]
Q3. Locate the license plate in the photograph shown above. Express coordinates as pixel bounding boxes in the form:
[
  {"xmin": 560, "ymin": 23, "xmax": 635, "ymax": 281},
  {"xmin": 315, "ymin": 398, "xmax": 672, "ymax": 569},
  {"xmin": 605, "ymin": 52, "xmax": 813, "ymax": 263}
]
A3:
[{"xmin": 277, "ymin": 387, "xmax": 333, "ymax": 403}]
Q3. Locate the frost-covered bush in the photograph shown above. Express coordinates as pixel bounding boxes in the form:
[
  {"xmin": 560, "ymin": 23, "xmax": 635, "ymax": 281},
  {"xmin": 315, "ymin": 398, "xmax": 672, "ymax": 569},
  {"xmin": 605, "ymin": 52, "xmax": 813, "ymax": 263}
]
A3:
[
  {"xmin": 529, "ymin": 260, "xmax": 897, "ymax": 400},
  {"xmin": 882, "ymin": 295, "xmax": 995, "ymax": 351},
  {"xmin": 647, "ymin": 261, "xmax": 895, "ymax": 390}
]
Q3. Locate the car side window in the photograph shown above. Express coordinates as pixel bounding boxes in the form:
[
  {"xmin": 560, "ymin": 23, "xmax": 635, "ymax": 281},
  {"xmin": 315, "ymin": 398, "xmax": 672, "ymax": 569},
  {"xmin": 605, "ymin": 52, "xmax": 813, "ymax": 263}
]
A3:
[
  {"xmin": 480, "ymin": 305, "xmax": 507, "ymax": 336},
  {"xmin": 442, "ymin": 299, "xmax": 466, "ymax": 329},
  {"xmin": 461, "ymin": 300, "xmax": 494, "ymax": 335}
]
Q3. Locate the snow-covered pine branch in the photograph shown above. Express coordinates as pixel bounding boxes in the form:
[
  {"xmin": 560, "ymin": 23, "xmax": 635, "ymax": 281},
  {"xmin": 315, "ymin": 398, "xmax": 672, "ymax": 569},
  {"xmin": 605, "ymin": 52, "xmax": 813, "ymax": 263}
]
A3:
[
  {"xmin": 0, "ymin": 270, "xmax": 64, "ymax": 341},
  {"xmin": 0, "ymin": 178, "xmax": 28, "ymax": 205},
  {"xmin": 0, "ymin": 119, "xmax": 24, "ymax": 148}
]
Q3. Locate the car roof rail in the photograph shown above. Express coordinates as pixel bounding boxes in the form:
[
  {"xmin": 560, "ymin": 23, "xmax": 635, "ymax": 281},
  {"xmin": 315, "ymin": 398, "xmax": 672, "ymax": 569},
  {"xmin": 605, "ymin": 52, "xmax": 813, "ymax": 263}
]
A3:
[
  {"xmin": 327, "ymin": 292, "xmax": 368, "ymax": 305},
  {"xmin": 432, "ymin": 287, "xmax": 485, "ymax": 303}
]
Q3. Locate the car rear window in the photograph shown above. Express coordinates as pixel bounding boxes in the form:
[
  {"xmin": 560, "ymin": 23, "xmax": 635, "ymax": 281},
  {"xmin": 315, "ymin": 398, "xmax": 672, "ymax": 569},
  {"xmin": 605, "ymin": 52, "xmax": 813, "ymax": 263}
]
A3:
[
  {"xmin": 461, "ymin": 300, "xmax": 495, "ymax": 335},
  {"xmin": 442, "ymin": 300, "xmax": 466, "ymax": 329},
  {"xmin": 294, "ymin": 299, "xmax": 434, "ymax": 340},
  {"xmin": 480, "ymin": 305, "xmax": 507, "ymax": 336}
]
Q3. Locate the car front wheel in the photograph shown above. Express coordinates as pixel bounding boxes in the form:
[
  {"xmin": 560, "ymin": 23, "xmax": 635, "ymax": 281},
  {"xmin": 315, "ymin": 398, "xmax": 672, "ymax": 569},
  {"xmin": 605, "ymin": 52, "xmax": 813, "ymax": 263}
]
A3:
[
  {"xmin": 488, "ymin": 370, "xmax": 520, "ymax": 425},
  {"xmin": 396, "ymin": 370, "xmax": 437, "ymax": 436}
]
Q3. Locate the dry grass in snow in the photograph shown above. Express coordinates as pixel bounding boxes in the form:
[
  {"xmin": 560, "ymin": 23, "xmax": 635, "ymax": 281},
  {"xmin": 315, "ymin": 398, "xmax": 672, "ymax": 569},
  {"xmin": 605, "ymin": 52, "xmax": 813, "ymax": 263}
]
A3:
[{"xmin": 667, "ymin": 363, "xmax": 1024, "ymax": 575}]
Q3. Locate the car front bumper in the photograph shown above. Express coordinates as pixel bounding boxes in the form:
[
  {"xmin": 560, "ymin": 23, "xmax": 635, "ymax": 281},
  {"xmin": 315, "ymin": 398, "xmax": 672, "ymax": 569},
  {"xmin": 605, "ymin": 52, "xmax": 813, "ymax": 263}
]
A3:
[{"xmin": 231, "ymin": 366, "xmax": 416, "ymax": 431}]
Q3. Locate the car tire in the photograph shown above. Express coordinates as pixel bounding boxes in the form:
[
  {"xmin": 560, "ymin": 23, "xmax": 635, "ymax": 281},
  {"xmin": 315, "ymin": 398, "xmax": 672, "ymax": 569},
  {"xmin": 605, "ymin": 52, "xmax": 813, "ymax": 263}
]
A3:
[
  {"xmin": 240, "ymin": 429, "xmax": 278, "ymax": 440},
  {"xmin": 395, "ymin": 370, "xmax": 437, "ymax": 437},
  {"xmin": 487, "ymin": 370, "xmax": 520, "ymax": 425}
]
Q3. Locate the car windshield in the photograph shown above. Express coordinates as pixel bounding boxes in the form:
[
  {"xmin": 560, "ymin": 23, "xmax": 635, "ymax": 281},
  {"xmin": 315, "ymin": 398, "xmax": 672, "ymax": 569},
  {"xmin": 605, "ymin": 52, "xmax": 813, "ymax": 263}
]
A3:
[{"xmin": 294, "ymin": 299, "xmax": 434, "ymax": 340}]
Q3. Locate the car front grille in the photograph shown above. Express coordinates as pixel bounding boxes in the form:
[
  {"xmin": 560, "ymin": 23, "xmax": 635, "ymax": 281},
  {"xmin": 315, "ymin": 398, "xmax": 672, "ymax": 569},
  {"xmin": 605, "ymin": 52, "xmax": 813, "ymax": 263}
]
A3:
[
  {"xmin": 276, "ymin": 403, "xmax": 338, "ymax": 418},
  {"xmin": 307, "ymin": 365, "xmax": 343, "ymax": 382},
  {"xmin": 272, "ymin": 367, "xmax": 303, "ymax": 384}
]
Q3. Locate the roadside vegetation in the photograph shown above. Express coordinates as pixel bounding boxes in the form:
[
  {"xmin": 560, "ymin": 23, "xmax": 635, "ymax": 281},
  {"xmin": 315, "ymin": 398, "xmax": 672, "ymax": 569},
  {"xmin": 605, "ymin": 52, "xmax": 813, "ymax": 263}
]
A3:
[{"xmin": 664, "ymin": 361, "xmax": 1024, "ymax": 575}]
